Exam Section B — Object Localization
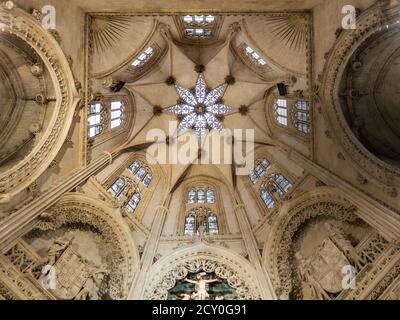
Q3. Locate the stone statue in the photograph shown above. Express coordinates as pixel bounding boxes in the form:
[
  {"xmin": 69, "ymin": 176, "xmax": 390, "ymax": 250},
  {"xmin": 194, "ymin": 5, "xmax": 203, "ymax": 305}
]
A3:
[
  {"xmin": 46, "ymin": 235, "xmax": 74, "ymax": 265},
  {"xmin": 30, "ymin": 235, "xmax": 74, "ymax": 272},
  {"xmin": 74, "ymin": 264, "xmax": 108, "ymax": 300},
  {"xmin": 184, "ymin": 273, "xmax": 219, "ymax": 300},
  {"xmin": 296, "ymin": 252, "xmax": 331, "ymax": 300},
  {"xmin": 324, "ymin": 222, "xmax": 364, "ymax": 269}
]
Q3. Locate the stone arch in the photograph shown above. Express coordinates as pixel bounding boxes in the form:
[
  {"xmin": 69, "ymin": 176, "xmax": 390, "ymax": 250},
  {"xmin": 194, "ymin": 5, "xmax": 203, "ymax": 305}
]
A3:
[
  {"xmin": 0, "ymin": 4, "xmax": 80, "ymax": 201},
  {"xmin": 143, "ymin": 244, "xmax": 262, "ymax": 300},
  {"xmin": 263, "ymin": 187, "xmax": 359, "ymax": 297},
  {"xmin": 32, "ymin": 193, "xmax": 140, "ymax": 300},
  {"xmin": 319, "ymin": 0, "xmax": 400, "ymax": 187}
]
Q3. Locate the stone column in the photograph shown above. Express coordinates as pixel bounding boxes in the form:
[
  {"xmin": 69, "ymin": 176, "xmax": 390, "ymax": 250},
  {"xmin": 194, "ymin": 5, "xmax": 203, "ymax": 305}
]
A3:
[
  {"xmin": 234, "ymin": 195, "xmax": 277, "ymax": 300},
  {"xmin": 129, "ymin": 205, "xmax": 169, "ymax": 299},
  {"xmin": 289, "ymin": 150, "xmax": 400, "ymax": 241},
  {"xmin": 0, "ymin": 150, "xmax": 121, "ymax": 252}
]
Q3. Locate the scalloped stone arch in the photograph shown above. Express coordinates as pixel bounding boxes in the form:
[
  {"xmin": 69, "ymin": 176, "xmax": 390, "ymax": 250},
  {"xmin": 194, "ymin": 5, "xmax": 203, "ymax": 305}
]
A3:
[
  {"xmin": 34, "ymin": 193, "xmax": 140, "ymax": 300},
  {"xmin": 142, "ymin": 244, "xmax": 262, "ymax": 300},
  {"xmin": 319, "ymin": 0, "xmax": 400, "ymax": 187},
  {"xmin": 0, "ymin": 4, "xmax": 80, "ymax": 201},
  {"xmin": 263, "ymin": 187, "xmax": 359, "ymax": 297}
]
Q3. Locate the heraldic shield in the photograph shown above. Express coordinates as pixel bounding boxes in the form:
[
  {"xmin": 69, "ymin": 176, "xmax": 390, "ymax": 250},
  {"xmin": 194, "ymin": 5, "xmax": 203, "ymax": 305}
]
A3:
[
  {"xmin": 49, "ymin": 246, "xmax": 91, "ymax": 299},
  {"xmin": 307, "ymin": 238, "xmax": 350, "ymax": 294}
]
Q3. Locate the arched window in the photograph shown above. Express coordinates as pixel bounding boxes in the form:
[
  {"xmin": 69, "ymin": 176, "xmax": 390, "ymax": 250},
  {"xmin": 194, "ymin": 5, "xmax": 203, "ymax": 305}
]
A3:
[
  {"xmin": 126, "ymin": 189, "xmax": 141, "ymax": 213},
  {"xmin": 271, "ymin": 173, "xmax": 292, "ymax": 198},
  {"xmin": 260, "ymin": 188, "xmax": 275, "ymax": 209},
  {"xmin": 249, "ymin": 158, "xmax": 272, "ymax": 184},
  {"xmin": 187, "ymin": 187, "xmax": 215, "ymax": 204},
  {"xmin": 128, "ymin": 160, "xmax": 152, "ymax": 187},
  {"xmin": 207, "ymin": 213, "xmax": 219, "ymax": 235},
  {"xmin": 107, "ymin": 178, "xmax": 125, "ymax": 197},
  {"xmin": 274, "ymin": 99, "xmax": 288, "ymax": 126},
  {"xmin": 294, "ymin": 100, "xmax": 310, "ymax": 133},
  {"xmin": 131, "ymin": 47, "xmax": 154, "ymax": 67},
  {"xmin": 184, "ymin": 208, "xmax": 219, "ymax": 236},
  {"xmin": 88, "ymin": 103, "xmax": 103, "ymax": 138},
  {"xmin": 244, "ymin": 45, "xmax": 267, "ymax": 66},
  {"xmin": 110, "ymin": 101, "xmax": 123, "ymax": 129},
  {"xmin": 206, "ymin": 189, "xmax": 215, "ymax": 203},
  {"xmin": 184, "ymin": 213, "xmax": 196, "ymax": 236}
]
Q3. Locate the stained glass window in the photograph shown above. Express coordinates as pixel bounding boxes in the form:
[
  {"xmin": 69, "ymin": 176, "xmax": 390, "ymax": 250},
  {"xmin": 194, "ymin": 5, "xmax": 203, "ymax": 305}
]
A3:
[
  {"xmin": 107, "ymin": 178, "xmax": 125, "ymax": 197},
  {"xmin": 206, "ymin": 189, "xmax": 215, "ymax": 204},
  {"xmin": 261, "ymin": 188, "xmax": 275, "ymax": 209},
  {"xmin": 187, "ymin": 188, "xmax": 216, "ymax": 204},
  {"xmin": 182, "ymin": 15, "xmax": 215, "ymax": 39},
  {"xmin": 245, "ymin": 45, "xmax": 267, "ymax": 66},
  {"xmin": 88, "ymin": 103, "xmax": 102, "ymax": 138},
  {"xmin": 207, "ymin": 213, "xmax": 219, "ymax": 235},
  {"xmin": 275, "ymin": 99, "xmax": 288, "ymax": 126},
  {"xmin": 126, "ymin": 190, "xmax": 141, "ymax": 213},
  {"xmin": 128, "ymin": 160, "xmax": 152, "ymax": 187},
  {"xmin": 143, "ymin": 174, "xmax": 152, "ymax": 187},
  {"xmin": 166, "ymin": 73, "xmax": 231, "ymax": 138},
  {"xmin": 128, "ymin": 160, "xmax": 141, "ymax": 174},
  {"xmin": 131, "ymin": 47, "xmax": 154, "ymax": 67},
  {"xmin": 272, "ymin": 173, "xmax": 292, "ymax": 198},
  {"xmin": 184, "ymin": 214, "xmax": 196, "ymax": 236},
  {"xmin": 187, "ymin": 189, "xmax": 196, "ymax": 204},
  {"xmin": 111, "ymin": 101, "xmax": 123, "ymax": 129},
  {"xmin": 249, "ymin": 158, "xmax": 272, "ymax": 184},
  {"xmin": 294, "ymin": 100, "xmax": 310, "ymax": 134}
]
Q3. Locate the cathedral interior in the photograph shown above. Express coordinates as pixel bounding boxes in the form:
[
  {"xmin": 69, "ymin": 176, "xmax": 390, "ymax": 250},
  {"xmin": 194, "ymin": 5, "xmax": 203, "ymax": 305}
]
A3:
[{"xmin": 0, "ymin": 0, "xmax": 399, "ymax": 301}]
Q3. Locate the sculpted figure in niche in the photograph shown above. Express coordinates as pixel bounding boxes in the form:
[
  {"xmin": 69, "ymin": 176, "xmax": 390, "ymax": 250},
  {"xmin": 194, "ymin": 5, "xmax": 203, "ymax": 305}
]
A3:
[
  {"xmin": 74, "ymin": 264, "xmax": 108, "ymax": 300},
  {"xmin": 46, "ymin": 235, "xmax": 74, "ymax": 265},
  {"xmin": 296, "ymin": 252, "xmax": 331, "ymax": 300},
  {"xmin": 324, "ymin": 222, "xmax": 364, "ymax": 269},
  {"xmin": 184, "ymin": 273, "xmax": 220, "ymax": 300},
  {"xmin": 30, "ymin": 235, "xmax": 74, "ymax": 272}
]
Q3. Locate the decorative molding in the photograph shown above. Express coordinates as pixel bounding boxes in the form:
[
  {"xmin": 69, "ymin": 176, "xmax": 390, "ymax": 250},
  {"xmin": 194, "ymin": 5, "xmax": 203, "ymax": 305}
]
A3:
[
  {"xmin": 0, "ymin": 4, "xmax": 80, "ymax": 200},
  {"xmin": 31, "ymin": 194, "xmax": 140, "ymax": 300},
  {"xmin": 319, "ymin": 0, "xmax": 400, "ymax": 186},
  {"xmin": 143, "ymin": 246, "xmax": 262, "ymax": 300},
  {"xmin": 264, "ymin": 191, "xmax": 358, "ymax": 296}
]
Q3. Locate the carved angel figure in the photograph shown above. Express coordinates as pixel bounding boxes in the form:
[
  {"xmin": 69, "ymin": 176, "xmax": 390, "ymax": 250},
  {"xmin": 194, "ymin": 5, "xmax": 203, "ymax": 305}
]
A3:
[
  {"xmin": 74, "ymin": 264, "xmax": 108, "ymax": 300},
  {"xmin": 296, "ymin": 252, "xmax": 331, "ymax": 300},
  {"xmin": 324, "ymin": 222, "xmax": 364, "ymax": 269}
]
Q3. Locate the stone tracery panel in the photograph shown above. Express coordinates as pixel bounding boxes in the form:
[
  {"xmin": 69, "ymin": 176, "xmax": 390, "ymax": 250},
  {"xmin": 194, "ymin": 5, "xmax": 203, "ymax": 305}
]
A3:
[
  {"xmin": 26, "ymin": 195, "xmax": 139, "ymax": 300},
  {"xmin": 144, "ymin": 249, "xmax": 262, "ymax": 300}
]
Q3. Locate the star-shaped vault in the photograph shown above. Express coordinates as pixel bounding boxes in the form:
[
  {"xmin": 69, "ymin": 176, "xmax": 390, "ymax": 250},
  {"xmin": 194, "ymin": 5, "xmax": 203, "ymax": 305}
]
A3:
[{"xmin": 166, "ymin": 73, "xmax": 232, "ymax": 137}]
